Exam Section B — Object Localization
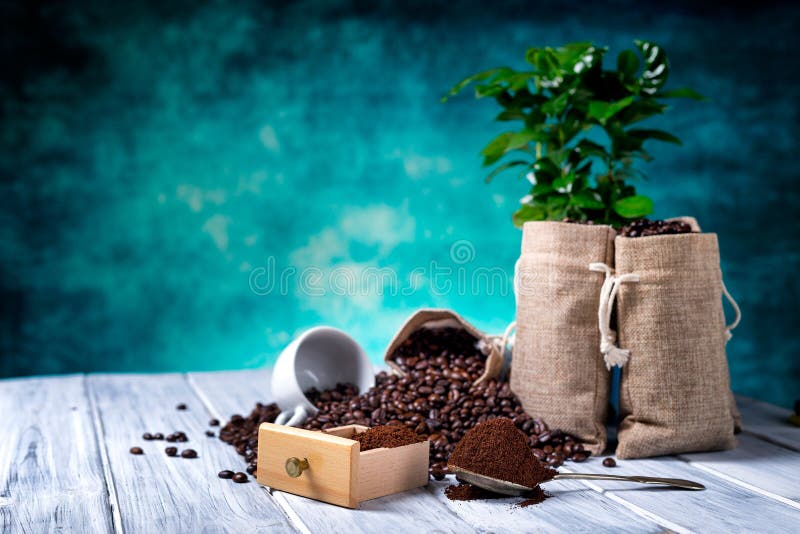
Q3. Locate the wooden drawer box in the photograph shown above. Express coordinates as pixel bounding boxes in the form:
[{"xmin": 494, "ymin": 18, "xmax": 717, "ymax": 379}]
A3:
[{"xmin": 256, "ymin": 423, "xmax": 430, "ymax": 508}]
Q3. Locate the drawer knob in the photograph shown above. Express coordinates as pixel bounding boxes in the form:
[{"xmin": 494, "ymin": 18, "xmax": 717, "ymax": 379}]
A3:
[{"xmin": 285, "ymin": 457, "xmax": 309, "ymax": 477}]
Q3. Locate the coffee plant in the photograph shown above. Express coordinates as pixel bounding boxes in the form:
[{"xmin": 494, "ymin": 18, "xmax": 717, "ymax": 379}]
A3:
[{"xmin": 443, "ymin": 41, "xmax": 703, "ymax": 228}]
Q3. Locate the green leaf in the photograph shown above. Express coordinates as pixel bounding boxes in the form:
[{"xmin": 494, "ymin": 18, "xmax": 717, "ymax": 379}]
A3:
[
  {"xmin": 441, "ymin": 67, "xmax": 512, "ymax": 102},
  {"xmin": 635, "ymin": 40, "xmax": 669, "ymax": 95},
  {"xmin": 531, "ymin": 158, "xmax": 560, "ymax": 183},
  {"xmin": 658, "ymin": 87, "xmax": 706, "ymax": 100},
  {"xmin": 613, "ymin": 195, "xmax": 654, "ymax": 218},
  {"xmin": 588, "ymin": 96, "xmax": 635, "ymax": 123},
  {"xmin": 495, "ymin": 109, "xmax": 527, "ymax": 121},
  {"xmin": 617, "ymin": 50, "xmax": 639, "ymax": 78},
  {"xmin": 541, "ymin": 92, "xmax": 569, "ymax": 116},
  {"xmin": 571, "ymin": 190, "xmax": 605, "ymax": 209},
  {"xmin": 512, "ymin": 204, "xmax": 547, "ymax": 227},
  {"xmin": 573, "ymin": 139, "xmax": 608, "ymax": 160},
  {"xmin": 480, "ymin": 132, "xmax": 513, "ymax": 166},
  {"xmin": 552, "ymin": 172, "xmax": 576, "ymax": 192},
  {"xmin": 475, "ymin": 84, "xmax": 506, "ymax": 98},
  {"xmin": 484, "ymin": 160, "xmax": 529, "ymax": 183},
  {"xmin": 508, "ymin": 130, "xmax": 538, "ymax": 150},
  {"xmin": 616, "ymin": 99, "xmax": 667, "ymax": 124},
  {"xmin": 627, "ymin": 129, "xmax": 682, "ymax": 145}
]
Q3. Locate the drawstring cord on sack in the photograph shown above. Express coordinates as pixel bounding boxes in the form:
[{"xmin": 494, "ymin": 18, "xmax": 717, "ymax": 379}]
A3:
[
  {"xmin": 589, "ymin": 262, "xmax": 639, "ymax": 369},
  {"xmin": 721, "ymin": 278, "xmax": 742, "ymax": 342}
]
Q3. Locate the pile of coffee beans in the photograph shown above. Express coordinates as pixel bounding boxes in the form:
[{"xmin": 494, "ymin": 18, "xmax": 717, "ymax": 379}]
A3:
[
  {"xmin": 619, "ymin": 219, "xmax": 694, "ymax": 238},
  {"xmin": 218, "ymin": 402, "xmax": 282, "ymax": 476},
  {"xmin": 300, "ymin": 327, "xmax": 590, "ymax": 475}
]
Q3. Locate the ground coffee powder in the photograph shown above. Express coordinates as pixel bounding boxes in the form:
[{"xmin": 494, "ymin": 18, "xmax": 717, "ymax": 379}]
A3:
[
  {"xmin": 444, "ymin": 483, "xmax": 506, "ymax": 501},
  {"xmin": 353, "ymin": 424, "xmax": 426, "ymax": 451},
  {"xmin": 448, "ymin": 418, "xmax": 556, "ymax": 489}
]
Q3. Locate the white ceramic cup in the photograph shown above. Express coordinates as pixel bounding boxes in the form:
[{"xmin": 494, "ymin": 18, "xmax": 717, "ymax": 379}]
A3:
[{"xmin": 271, "ymin": 326, "xmax": 374, "ymax": 427}]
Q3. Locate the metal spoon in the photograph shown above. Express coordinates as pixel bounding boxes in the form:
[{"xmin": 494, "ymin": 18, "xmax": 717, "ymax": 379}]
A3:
[{"xmin": 448, "ymin": 465, "xmax": 705, "ymax": 496}]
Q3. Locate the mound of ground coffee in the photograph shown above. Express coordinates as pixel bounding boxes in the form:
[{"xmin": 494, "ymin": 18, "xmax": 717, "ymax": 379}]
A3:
[
  {"xmin": 448, "ymin": 418, "xmax": 556, "ymax": 489},
  {"xmin": 353, "ymin": 425, "xmax": 426, "ymax": 451}
]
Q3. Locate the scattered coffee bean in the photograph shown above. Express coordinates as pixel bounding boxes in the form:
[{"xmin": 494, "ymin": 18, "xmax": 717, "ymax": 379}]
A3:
[
  {"xmin": 603, "ymin": 457, "xmax": 617, "ymax": 467},
  {"xmin": 246, "ymin": 464, "xmax": 257, "ymax": 475},
  {"xmin": 165, "ymin": 446, "xmax": 178, "ymax": 457},
  {"xmin": 232, "ymin": 472, "xmax": 248, "ymax": 483},
  {"xmin": 152, "ymin": 433, "xmax": 164, "ymax": 440},
  {"xmin": 218, "ymin": 470, "xmax": 235, "ymax": 479},
  {"xmin": 181, "ymin": 449, "xmax": 198, "ymax": 459},
  {"xmin": 166, "ymin": 431, "xmax": 188, "ymax": 443},
  {"xmin": 430, "ymin": 463, "xmax": 447, "ymax": 481},
  {"xmin": 176, "ymin": 403, "xmax": 188, "ymax": 410},
  {"xmin": 205, "ymin": 431, "xmax": 215, "ymax": 437},
  {"xmin": 142, "ymin": 432, "xmax": 153, "ymax": 440},
  {"xmin": 209, "ymin": 418, "xmax": 220, "ymax": 426},
  {"xmin": 130, "ymin": 447, "xmax": 144, "ymax": 455}
]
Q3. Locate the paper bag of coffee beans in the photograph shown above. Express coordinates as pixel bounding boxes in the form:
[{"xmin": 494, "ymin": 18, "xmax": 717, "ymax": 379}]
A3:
[
  {"xmin": 613, "ymin": 222, "xmax": 739, "ymax": 458},
  {"xmin": 511, "ymin": 221, "xmax": 617, "ymax": 455},
  {"xmin": 384, "ymin": 309, "xmax": 504, "ymax": 385}
]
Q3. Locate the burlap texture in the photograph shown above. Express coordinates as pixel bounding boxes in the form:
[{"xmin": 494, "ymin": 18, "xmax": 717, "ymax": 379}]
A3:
[
  {"xmin": 384, "ymin": 309, "xmax": 504, "ymax": 385},
  {"xmin": 511, "ymin": 221, "xmax": 616, "ymax": 455},
  {"xmin": 615, "ymin": 232, "xmax": 737, "ymax": 458},
  {"xmin": 667, "ymin": 217, "xmax": 741, "ymax": 433}
]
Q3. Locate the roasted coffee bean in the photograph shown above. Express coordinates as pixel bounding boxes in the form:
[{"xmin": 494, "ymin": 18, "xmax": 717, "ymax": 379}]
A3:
[
  {"xmin": 572, "ymin": 452, "xmax": 590, "ymax": 462},
  {"xmin": 130, "ymin": 446, "xmax": 144, "ymax": 455},
  {"xmin": 142, "ymin": 432, "xmax": 153, "ymax": 440},
  {"xmin": 176, "ymin": 403, "xmax": 188, "ymax": 411},
  {"xmin": 232, "ymin": 472, "xmax": 248, "ymax": 483},
  {"xmin": 222, "ymin": 328, "xmax": 589, "ymax": 476},
  {"xmin": 165, "ymin": 446, "xmax": 178, "ymax": 457},
  {"xmin": 152, "ymin": 433, "xmax": 164, "ymax": 440},
  {"xmin": 620, "ymin": 219, "xmax": 694, "ymax": 238},
  {"xmin": 603, "ymin": 457, "xmax": 617, "ymax": 468},
  {"xmin": 209, "ymin": 418, "xmax": 221, "ymax": 426},
  {"xmin": 205, "ymin": 431, "xmax": 215, "ymax": 437},
  {"xmin": 246, "ymin": 464, "xmax": 257, "ymax": 475},
  {"xmin": 181, "ymin": 449, "xmax": 198, "ymax": 459},
  {"xmin": 218, "ymin": 470, "xmax": 235, "ymax": 479}
]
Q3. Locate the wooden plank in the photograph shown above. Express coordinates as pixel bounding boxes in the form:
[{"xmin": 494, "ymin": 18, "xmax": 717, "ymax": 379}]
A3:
[
  {"xmin": 680, "ymin": 433, "xmax": 800, "ymax": 507},
  {"xmin": 565, "ymin": 454, "xmax": 800, "ymax": 533},
  {"xmin": 426, "ymin": 475, "xmax": 664, "ymax": 533},
  {"xmin": 0, "ymin": 375, "xmax": 113, "ymax": 533},
  {"xmin": 736, "ymin": 395, "xmax": 800, "ymax": 451},
  {"xmin": 188, "ymin": 370, "xmax": 479, "ymax": 534},
  {"xmin": 88, "ymin": 373, "xmax": 295, "ymax": 534}
]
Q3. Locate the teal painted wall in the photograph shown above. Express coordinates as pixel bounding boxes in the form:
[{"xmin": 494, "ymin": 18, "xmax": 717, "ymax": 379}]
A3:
[{"xmin": 1, "ymin": 1, "xmax": 798, "ymax": 407}]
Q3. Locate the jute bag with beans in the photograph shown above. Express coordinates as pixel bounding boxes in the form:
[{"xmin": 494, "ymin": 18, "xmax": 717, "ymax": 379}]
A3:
[
  {"xmin": 609, "ymin": 219, "xmax": 741, "ymax": 458},
  {"xmin": 384, "ymin": 309, "xmax": 504, "ymax": 385},
  {"xmin": 512, "ymin": 221, "xmax": 617, "ymax": 455}
]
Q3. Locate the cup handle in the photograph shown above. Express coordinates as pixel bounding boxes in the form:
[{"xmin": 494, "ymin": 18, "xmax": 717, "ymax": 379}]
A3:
[
  {"xmin": 285, "ymin": 405, "xmax": 308, "ymax": 427},
  {"xmin": 274, "ymin": 410, "xmax": 292, "ymax": 425},
  {"xmin": 274, "ymin": 405, "xmax": 308, "ymax": 426}
]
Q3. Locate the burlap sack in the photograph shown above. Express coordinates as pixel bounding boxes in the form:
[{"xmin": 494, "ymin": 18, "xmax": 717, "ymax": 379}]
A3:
[
  {"xmin": 511, "ymin": 221, "xmax": 617, "ymax": 455},
  {"xmin": 384, "ymin": 309, "xmax": 504, "ymax": 385},
  {"xmin": 614, "ymin": 229, "xmax": 737, "ymax": 458}
]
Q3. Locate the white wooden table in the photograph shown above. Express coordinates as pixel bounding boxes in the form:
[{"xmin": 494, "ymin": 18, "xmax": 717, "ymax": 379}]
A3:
[{"xmin": 2, "ymin": 370, "xmax": 799, "ymax": 533}]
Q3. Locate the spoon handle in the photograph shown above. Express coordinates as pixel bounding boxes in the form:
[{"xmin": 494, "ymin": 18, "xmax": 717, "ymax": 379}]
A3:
[{"xmin": 552, "ymin": 472, "xmax": 705, "ymax": 490}]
